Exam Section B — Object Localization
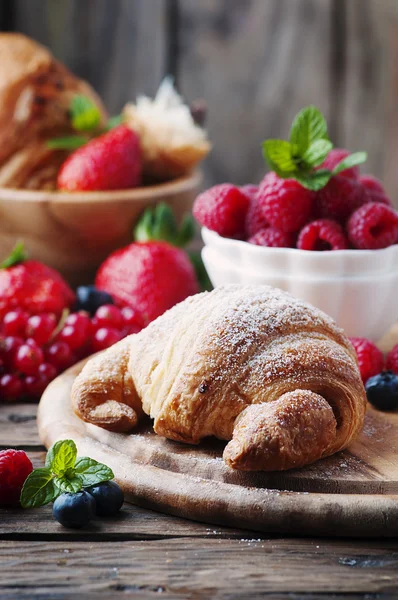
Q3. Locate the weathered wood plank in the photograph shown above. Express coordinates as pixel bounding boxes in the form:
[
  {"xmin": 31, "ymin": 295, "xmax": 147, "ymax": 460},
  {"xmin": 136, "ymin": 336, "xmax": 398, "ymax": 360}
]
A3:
[
  {"xmin": 337, "ymin": 0, "xmax": 390, "ymax": 187},
  {"xmin": 177, "ymin": 0, "xmax": 333, "ymax": 187},
  {"xmin": 12, "ymin": 0, "xmax": 167, "ymax": 112},
  {"xmin": 1, "ymin": 539, "xmax": 398, "ymax": 598},
  {"xmin": 0, "ymin": 403, "xmax": 41, "ymax": 448}
]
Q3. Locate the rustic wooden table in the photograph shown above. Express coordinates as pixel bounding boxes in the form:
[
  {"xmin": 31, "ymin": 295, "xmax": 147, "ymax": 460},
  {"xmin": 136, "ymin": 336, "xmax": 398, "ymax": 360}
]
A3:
[{"xmin": 1, "ymin": 402, "xmax": 398, "ymax": 599}]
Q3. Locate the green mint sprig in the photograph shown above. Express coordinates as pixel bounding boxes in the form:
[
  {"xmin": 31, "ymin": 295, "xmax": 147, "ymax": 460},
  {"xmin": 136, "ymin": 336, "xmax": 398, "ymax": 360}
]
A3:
[
  {"xmin": 47, "ymin": 95, "xmax": 124, "ymax": 150},
  {"xmin": 262, "ymin": 106, "xmax": 367, "ymax": 191},
  {"xmin": 20, "ymin": 440, "xmax": 114, "ymax": 509}
]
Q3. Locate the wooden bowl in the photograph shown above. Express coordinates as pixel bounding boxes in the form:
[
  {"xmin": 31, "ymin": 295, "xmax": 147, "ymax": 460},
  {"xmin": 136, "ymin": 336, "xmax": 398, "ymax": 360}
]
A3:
[{"xmin": 0, "ymin": 171, "xmax": 201, "ymax": 286}]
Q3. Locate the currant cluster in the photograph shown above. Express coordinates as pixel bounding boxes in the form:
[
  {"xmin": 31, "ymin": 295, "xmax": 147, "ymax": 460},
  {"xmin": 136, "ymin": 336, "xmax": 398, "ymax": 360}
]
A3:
[{"xmin": 0, "ymin": 304, "xmax": 144, "ymax": 402}]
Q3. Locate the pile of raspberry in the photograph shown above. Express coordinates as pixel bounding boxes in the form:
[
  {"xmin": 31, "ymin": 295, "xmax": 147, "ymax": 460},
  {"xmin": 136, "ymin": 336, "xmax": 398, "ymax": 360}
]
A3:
[
  {"xmin": 193, "ymin": 149, "xmax": 398, "ymax": 251},
  {"xmin": 0, "ymin": 304, "xmax": 144, "ymax": 402}
]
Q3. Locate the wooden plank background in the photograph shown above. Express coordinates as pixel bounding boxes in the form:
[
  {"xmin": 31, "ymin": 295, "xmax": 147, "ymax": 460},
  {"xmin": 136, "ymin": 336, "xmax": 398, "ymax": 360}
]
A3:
[{"xmin": 0, "ymin": 0, "xmax": 397, "ymax": 198}]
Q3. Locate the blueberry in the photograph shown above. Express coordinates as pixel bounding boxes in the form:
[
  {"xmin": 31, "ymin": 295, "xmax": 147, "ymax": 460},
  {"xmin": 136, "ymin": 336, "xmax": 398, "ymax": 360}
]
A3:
[
  {"xmin": 74, "ymin": 285, "xmax": 114, "ymax": 316},
  {"xmin": 86, "ymin": 481, "xmax": 124, "ymax": 516},
  {"xmin": 365, "ymin": 371, "xmax": 398, "ymax": 412},
  {"xmin": 53, "ymin": 491, "xmax": 96, "ymax": 529}
]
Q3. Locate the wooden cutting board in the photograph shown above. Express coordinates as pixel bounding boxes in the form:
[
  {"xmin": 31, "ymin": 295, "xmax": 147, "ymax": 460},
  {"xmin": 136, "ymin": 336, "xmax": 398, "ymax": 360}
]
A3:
[{"xmin": 37, "ymin": 356, "xmax": 398, "ymax": 538}]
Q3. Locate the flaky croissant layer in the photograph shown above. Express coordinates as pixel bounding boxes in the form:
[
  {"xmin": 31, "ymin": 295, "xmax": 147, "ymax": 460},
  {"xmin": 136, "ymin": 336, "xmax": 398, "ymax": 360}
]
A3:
[{"xmin": 72, "ymin": 285, "xmax": 366, "ymax": 471}]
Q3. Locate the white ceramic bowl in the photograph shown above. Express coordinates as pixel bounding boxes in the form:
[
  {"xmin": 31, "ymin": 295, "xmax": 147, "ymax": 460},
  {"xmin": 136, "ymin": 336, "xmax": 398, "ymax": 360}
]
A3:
[{"xmin": 201, "ymin": 227, "xmax": 398, "ymax": 341}]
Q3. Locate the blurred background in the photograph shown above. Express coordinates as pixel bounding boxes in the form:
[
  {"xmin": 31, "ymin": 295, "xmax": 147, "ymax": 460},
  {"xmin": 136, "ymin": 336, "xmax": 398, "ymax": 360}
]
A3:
[{"xmin": 0, "ymin": 0, "xmax": 397, "ymax": 198}]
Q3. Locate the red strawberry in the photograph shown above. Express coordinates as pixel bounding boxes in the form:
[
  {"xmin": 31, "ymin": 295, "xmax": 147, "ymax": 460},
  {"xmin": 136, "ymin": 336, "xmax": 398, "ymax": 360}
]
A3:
[
  {"xmin": 0, "ymin": 244, "xmax": 75, "ymax": 319},
  {"xmin": 57, "ymin": 125, "xmax": 142, "ymax": 191},
  {"xmin": 96, "ymin": 241, "xmax": 199, "ymax": 323}
]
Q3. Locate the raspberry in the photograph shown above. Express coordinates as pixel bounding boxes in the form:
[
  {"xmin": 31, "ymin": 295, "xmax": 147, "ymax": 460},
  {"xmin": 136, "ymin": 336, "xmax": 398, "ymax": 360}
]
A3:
[
  {"xmin": 386, "ymin": 345, "xmax": 398, "ymax": 374},
  {"xmin": 193, "ymin": 184, "xmax": 250, "ymax": 237},
  {"xmin": 321, "ymin": 148, "xmax": 359, "ymax": 179},
  {"xmin": 360, "ymin": 175, "xmax": 392, "ymax": 206},
  {"xmin": 248, "ymin": 227, "xmax": 295, "ymax": 248},
  {"xmin": 349, "ymin": 337, "xmax": 384, "ymax": 384},
  {"xmin": 245, "ymin": 199, "xmax": 269, "ymax": 238},
  {"xmin": 240, "ymin": 184, "xmax": 258, "ymax": 200},
  {"xmin": 347, "ymin": 202, "xmax": 398, "ymax": 249},
  {"xmin": 315, "ymin": 175, "xmax": 366, "ymax": 222},
  {"xmin": 257, "ymin": 172, "xmax": 313, "ymax": 233},
  {"xmin": 0, "ymin": 449, "xmax": 33, "ymax": 506},
  {"xmin": 297, "ymin": 219, "xmax": 349, "ymax": 251}
]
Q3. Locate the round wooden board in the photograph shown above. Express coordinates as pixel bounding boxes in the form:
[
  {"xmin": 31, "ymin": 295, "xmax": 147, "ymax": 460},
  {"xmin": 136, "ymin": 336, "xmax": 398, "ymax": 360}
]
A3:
[{"xmin": 38, "ymin": 360, "xmax": 398, "ymax": 538}]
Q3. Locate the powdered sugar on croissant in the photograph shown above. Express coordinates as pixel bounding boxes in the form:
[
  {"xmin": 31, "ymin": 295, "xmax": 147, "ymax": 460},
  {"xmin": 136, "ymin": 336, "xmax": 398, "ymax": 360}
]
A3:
[
  {"xmin": 123, "ymin": 78, "xmax": 211, "ymax": 181},
  {"xmin": 72, "ymin": 285, "xmax": 366, "ymax": 471}
]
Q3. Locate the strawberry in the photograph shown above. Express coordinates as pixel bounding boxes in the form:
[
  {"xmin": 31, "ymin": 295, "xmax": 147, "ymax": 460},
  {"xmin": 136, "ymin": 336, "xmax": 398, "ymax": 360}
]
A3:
[
  {"xmin": 95, "ymin": 203, "xmax": 200, "ymax": 323},
  {"xmin": 0, "ymin": 243, "xmax": 75, "ymax": 319},
  {"xmin": 57, "ymin": 125, "xmax": 142, "ymax": 191}
]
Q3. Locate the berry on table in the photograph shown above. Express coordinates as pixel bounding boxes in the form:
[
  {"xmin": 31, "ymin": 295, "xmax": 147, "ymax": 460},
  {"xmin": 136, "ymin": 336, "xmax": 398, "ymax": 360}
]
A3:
[
  {"xmin": 0, "ymin": 336, "xmax": 24, "ymax": 368},
  {"xmin": 13, "ymin": 342, "xmax": 44, "ymax": 376},
  {"xmin": 2, "ymin": 310, "xmax": 29, "ymax": 337},
  {"xmin": 314, "ymin": 175, "xmax": 366, "ymax": 222},
  {"xmin": 365, "ymin": 371, "xmax": 398, "ymax": 412},
  {"xmin": 347, "ymin": 202, "xmax": 398, "ymax": 250},
  {"xmin": 0, "ymin": 449, "xmax": 33, "ymax": 506},
  {"xmin": 58, "ymin": 324, "xmax": 88, "ymax": 351},
  {"xmin": 248, "ymin": 227, "xmax": 295, "ymax": 248},
  {"xmin": 297, "ymin": 219, "xmax": 349, "ymax": 251},
  {"xmin": 256, "ymin": 172, "xmax": 313, "ymax": 233},
  {"xmin": 0, "ymin": 374, "xmax": 23, "ymax": 401},
  {"xmin": 74, "ymin": 285, "xmax": 114, "ymax": 316},
  {"xmin": 349, "ymin": 337, "xmax": 384, "ymax": 384},
  {"xmin": 26, "ymin": 314, "xmax": 56, "ymax": 346},
  {"xmin": 38, "ymin": 362, "xmax": 58, "ymax": 381},
  {"xmin": 52, "ymin": 491, "xmax": 96, "ymax": 529},
  {"xmin": 320, "ymin": 148, "xmax": 360, "ymax": 180},
  {"xmin": 92, "ymin": 328, "xmax": 122, "ymax": 353},
  {"xmin": 23, "ymin": 374, "xmax": 49, "ymax": 399},
  {"xmin": 86, "ymin": 481, "xmax": 124, "ymax": 516},
  {"xmin": 193, "ymin": 183, "xmax": 250, "ymax": 238}
]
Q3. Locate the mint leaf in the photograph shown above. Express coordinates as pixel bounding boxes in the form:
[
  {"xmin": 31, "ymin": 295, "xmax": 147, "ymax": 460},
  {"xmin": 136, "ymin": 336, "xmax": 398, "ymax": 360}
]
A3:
[
  {"xmin": 332, "ymin": 151, "xmax": 367, "ymax": 176},
  {"xmin": 70, "ymin": 95, "xmax": 101, "ymax": 131},
  {"xmin": 290, "ymin": 106, "xmax": 329, "ymax": 155},
  {"xmin": 47, "ymin": 136, "xmax": 88, "ymax": 150},
  {"xmin": 175, "ymin": 215, "xmax": 195, "ymax": 248},
  {"xmin": 294, "ymin": 169, "xmax": 332, "ymax": 191},
  {"xmin": 20, "ymin": 468, "xmax": 58, "ymax": 508},
  {"xmin": 0, "ymin": 242, "xmax": 28, "ymax": 269},
  {"xmin": 46, "ymin": 440, "xmax": 77, "ymax": 475},
  {"xmin": 54, "ymin": 473, "xmax": 83, "ymax": 494},
  {"xmin": 302, "ymin": 139, "xmax": 333, "ymax": 168},
  {"xmin": 75, "ymin": 457, "xmax": 114, "ymax": 487},
  {"xmin": 262, "ymin": 140, "xmax": 297, "ymax": 176}
]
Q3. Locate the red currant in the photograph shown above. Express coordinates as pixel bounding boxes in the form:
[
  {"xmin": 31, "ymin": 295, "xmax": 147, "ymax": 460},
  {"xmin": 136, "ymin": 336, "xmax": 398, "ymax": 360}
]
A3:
[
  {"xmin": 45, "ymin": 341, "xmax": 73, "ymax": 370},
  {"xmin": 26, "ymin": 314, "xmax": 56, "ymax": 345},
  {"xmin": 0, "ymin": 374, "xmax": 23, "ymax": 401},
  {"xmin": 58, "ymin": 324, "xmax": 88, "ymax": 351},
  {"xmin": 93, "ymin": 305, "xmax": 123, "ymax": 331},
  {"xmin": 0, "ymin": 336, "xmax": 24, "ymax": 368},
  {"xmin": 2, "ymin": 310, "xmax": 29, "ymax": 337},
  {"xmin": 121, "ymin": 307, "xmax": 145, "ymax": 334},
  {"xmin": 38, "ymin": 362, "xmax": 58, "ymax": 381},
  {"xmin": 65, "ymin": 312, "xmax": 92, "ymax": 337},
  {"xmin": 24, "ymin": 374, "xmax": 48, "ymax": 399},
  {"xmin": 92, "ymin": 328, "xmax": 122, "ymax": 352},
  {"xmin": 14, "ymin": 342, "xmax": 44, "ymax": 376}
]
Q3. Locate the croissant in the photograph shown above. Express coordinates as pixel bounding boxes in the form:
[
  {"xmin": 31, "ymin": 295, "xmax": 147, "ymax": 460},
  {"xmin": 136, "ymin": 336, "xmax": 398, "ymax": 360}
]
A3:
[
  {"xmin": 72, "ymin": 285, "xmax": 366, "ymax": 471},
  {"xmin": 0, "ymin": 33, "xmax": 107, "ymax": 188}
]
